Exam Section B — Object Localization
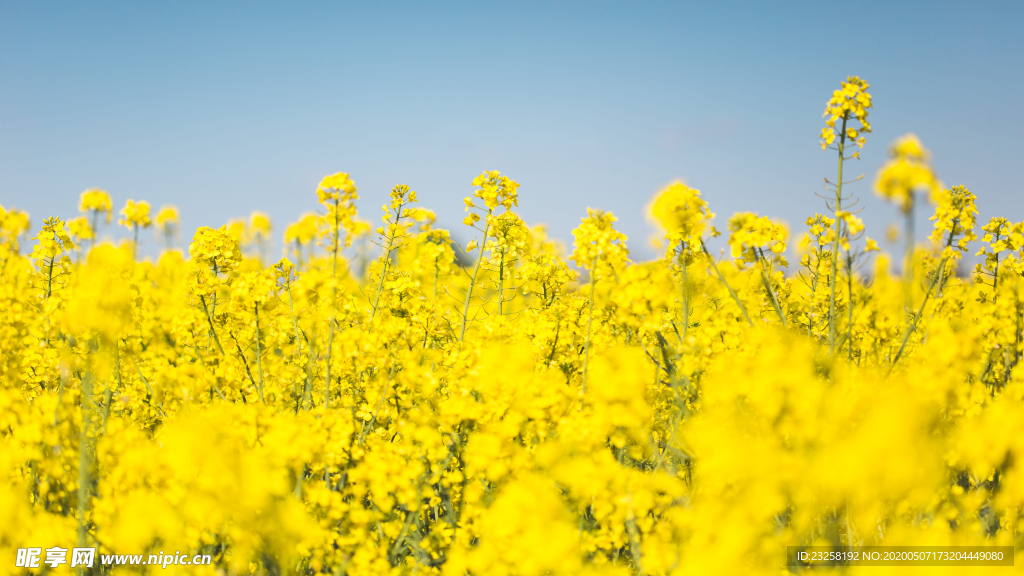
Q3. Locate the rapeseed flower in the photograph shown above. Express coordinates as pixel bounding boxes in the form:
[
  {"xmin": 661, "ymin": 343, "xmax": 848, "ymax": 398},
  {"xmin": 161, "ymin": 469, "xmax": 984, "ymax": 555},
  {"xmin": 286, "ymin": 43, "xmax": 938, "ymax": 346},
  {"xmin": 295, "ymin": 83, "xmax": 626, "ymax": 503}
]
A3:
[{"xmin": 3, "ymin": 79, "xmax": 1021, "ymax": 576}]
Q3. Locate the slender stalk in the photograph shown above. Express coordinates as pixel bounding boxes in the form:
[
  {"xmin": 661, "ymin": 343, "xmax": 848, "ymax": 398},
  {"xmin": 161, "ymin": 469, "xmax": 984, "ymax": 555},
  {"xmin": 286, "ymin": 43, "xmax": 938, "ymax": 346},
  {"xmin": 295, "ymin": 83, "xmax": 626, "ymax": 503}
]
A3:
[
  {"xmin": 459, "ymin": 214, "xmax": 491, "ymax": 342},
  {"xmin": 701, "ymin": 239, "xmax": 754, "ymax": 326},
  {"xmin": 198, "ymin": 295, "xmax": 225, "ymax": 355},
  {"xmin": 828, "ymin": 115, "xmax": 849, "ymax": 355},
  {"xmin": 324, "ymin": 325, "xmax": 334, "ymax": 409},
  {"xmin": 808, "ymin": 247, "xmax": 822, "ymax": 337},
  {"xmin": 903, "ymin": 198, "xmax": 915, "ymax": 310},
  {"xmin": 545, "ymin": 321, "xmax": 561, "ymax": 369},
  {"xmin": 891, "ymin": 256, "xmax": 949, "ymax": 369},
  {"xmin": 357, "ymin": 361, "xmax": 396, "ymax": 446},
  {"xmin": 325, "ymin": 196, "xmax": 341, "ymax": 409},
  {"xmin": 370, "ymin": 202, "xmax": 404, "ymax": 323},
  {"xmin": 132, "ymin": 223, "xmax": 139, "ymax": 261},
  {"xmin": 303, "ymin": 329, "xmax": 315, "ymax": 411},
  {"xmin": 255, "ymin": 304, "xmax": 265, "ymax": 403},
  {"xmin": 433, "ymin": 257, "xmax": 440, "ymax": 301},
  {"xmin": 846, "ymin": 253, "xmax": 855, "ymax": 361},
  {"xmin": 757, "ymin": 247, "xmax": 787, "ymax": 327},
  {"xmin": 76, "ymin": 371, "xmax": 94, "ymax": 563},
  {"xmin": 581, "ymin": 256, "xmax": 598, "ymax": 395},
  {"xmin": 285, "ymin": 281, "xmax": 302, "ymax": 399},
  {"xmin": 680, "ymin": 243, "xmax": 689, "ymax": 340},
  {"xmin": 90, "ymin": 211, "xmax": 98, "ymax": 252},
  {"xmin": 992, "ymin": 252, "xmax": 1001, "ymax": 302},
  {"xmin": 498, "ymin": 250, "xmax": 505, "ymax": 315},
  {"xmin": 45, "ymin": 256, "xmax": 55, "ymax": 299}
]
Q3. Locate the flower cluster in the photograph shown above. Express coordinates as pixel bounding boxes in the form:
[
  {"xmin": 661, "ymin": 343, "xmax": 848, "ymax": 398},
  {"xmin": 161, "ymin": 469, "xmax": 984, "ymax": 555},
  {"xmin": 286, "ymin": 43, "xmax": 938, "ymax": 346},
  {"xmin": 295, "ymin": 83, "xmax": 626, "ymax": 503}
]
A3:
[
  {"xmin": 79, "ymin": 189, "xmax": 113, "ymax": 224},
  {"xmin": 930, "ymin": 185, "xmax": 979, "ymax": 260},
  {"xmin": 647, "ymin": 181, "xmax": 714, "ymax": 260},
  {"xmin": 188, "ymin": 225, "xmax": 242, "ymax": 273},
  {"xmin": 874, "ymin": 134, "xmax": 943, "ymax": 210},
  {"xmin": 726, "ymin": 212, "xmax": 788, "ymax": 268},
  {"xmin": 571, "ymin": 208, "xmax": 629, "ymax": 282},
  {"xmin": 118, "ymin": 199, "xmax": 152, "ymax": 229},
  {"xmin": 820, "ymin": 76, "xmax": 872, "ymax": 150}
]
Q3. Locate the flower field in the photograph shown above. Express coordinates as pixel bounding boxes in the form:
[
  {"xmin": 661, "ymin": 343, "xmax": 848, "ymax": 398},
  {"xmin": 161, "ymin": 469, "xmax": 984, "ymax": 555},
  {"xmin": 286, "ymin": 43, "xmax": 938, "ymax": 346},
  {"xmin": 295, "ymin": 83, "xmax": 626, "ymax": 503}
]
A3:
[{"xmin": 2, "ymin": 77, "xmax": 1023, "ymax": 575}]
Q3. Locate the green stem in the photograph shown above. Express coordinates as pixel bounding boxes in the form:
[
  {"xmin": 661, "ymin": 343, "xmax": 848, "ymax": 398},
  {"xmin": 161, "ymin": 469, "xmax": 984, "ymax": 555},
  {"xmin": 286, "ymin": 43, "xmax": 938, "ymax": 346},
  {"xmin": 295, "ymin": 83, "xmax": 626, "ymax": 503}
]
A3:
[
  {"xmin": 255, "ymin": 304, "xmax": 265, "ymax": 403},
  {"xmin": 891, "ymin": 256, "xmax": 949, "ymax": 369},
  {"xmin": 325, "ymin": 197, "xmax": 341, "ymax": 408},
  {"xmin": 581, "ymin": 256, "xmax": 598, "ymax": 395},
  {"xmin": 680, "ymin": 243, "xmax": 689, "ymax": 340},
  {"xmin": 303, "ymin": 329, "xmax": 315, "ymax": 411},
  {"xmin": 829, "ymin": 115, "xmax": 848, "ymax": 355},
  {"xmin": 459, "ymin": 213, "xmax": 491, "ymax": 342},
  {"xmin": 199, "ymin": 295, "xmax": 225, "ymax": 355},
  {"xmin": 498, "ymin": 250, "xmax": 505, "ymax": 315},
  {"xmin": 286, "ymin": 282, "xmax": 302, "ymax": 399},
  {"xmin": 903, "ymin": 198, "xmax": 915, "ymax": 310},
  {"xmin": 90, "ymin": 211, "xmax": 98, "ymax": 252},
  {"xmin": 757, "ymin": 247, "xmax": 787, "ymax": 327},
  {"xmin": 76, "ymin": 371, "xmax": 94, "ymax": 561},
  {"xmin": 808, "ymin": 247, "xmax": 821, "ymax": 337},
  {"xmin": 846, "ymin": 253, "xmax": 855, "ymax": 361},
  {"xmin": 701, "ymin": 239, "xmax": 753, "ymax": 326},
  {"xmin": 357, "ymin": 361, "xmax": 396, "ymax": 446},
  {"xmin": 370, "ymin": 203, "xmax": 404, "ymax": 323},
  {"xmin": 325, "ymin": 323, "xmax": 334, "ymax": 409}
]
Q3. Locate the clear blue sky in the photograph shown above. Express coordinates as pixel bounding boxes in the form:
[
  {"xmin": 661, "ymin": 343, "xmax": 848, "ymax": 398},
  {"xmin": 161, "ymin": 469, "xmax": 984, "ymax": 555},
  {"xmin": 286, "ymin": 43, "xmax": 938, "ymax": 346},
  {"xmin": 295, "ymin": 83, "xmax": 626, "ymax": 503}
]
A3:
[{"xmin": 2, "ymin": 1, "xmax": 1021, "ymax": 264}]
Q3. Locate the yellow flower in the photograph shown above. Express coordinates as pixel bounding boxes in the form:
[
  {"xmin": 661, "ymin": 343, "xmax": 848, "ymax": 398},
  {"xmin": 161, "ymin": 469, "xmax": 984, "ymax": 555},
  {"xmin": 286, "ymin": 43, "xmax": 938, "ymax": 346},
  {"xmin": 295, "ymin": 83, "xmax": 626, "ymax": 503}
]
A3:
[
  {"xmin": 470, "ymin": 171, "xmax": 519, "ymax": 211},
  {"xmin": 821, "ymin": 76, "xmax": 872, "ymax": 149},
  {"xmin": 79, "ymin": 188, "xmax": 113, "ymax": 223},
  {"xmin": 67, "ymin": 216, "xmax": 94, "ymax": 241},
  {"xmin": 284, "ymin": 213, "xmax": 321, "ymax": 246},
  {"xmin": 726, "ymin": 212, "xmax": 788, "ymax": 267},
  {"xmin": 189, "ymin": 225, "xmax": 242, "ymax": 273},
  {"xmin": 571, "ymin": 208, "xmax": 629, "ymax": 282},
  {"xmin": 155, "ymin": 205, "xmax": 180, "ymax": 233},
  {"xmin": 250, "ymin": 211, "xmax": 271, "ymax": 235},
  {"xmin": 118, "ymin": 199, "xmax": 152, "ymax": 229},
  {"xmin": 316, "ymin": 171, "xmax": 357, "ymax": 202},
  {"xmin": 874, "ymin": 134, "xmax": 942, "ymax": 211},
  {"xmin": 646, "ymin": 181, "xmax": 715, "ymax": 259},
  {"xmin": 929, "ymin": 185, "xmax": 978, "ymax": 260}
]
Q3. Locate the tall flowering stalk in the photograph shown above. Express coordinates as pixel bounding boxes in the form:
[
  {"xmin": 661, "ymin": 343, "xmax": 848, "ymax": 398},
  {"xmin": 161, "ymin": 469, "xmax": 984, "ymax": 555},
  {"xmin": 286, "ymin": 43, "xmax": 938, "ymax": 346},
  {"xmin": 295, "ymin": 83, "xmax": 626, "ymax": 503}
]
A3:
[
  {"xmin": 118, "ymin": 199, "xmax": 152, "ymax": 261},
  {"xmin": 975, "ymin": 218, "xmax": 1018, "ymax": 303},
  {"xmin": 727, "ymin": 213, "xmax": 789, "ymax": 326},
  {"xmin": 316, "ymin": 171, "xmax": 358, "ymax": 410},
  {"xmin": 79, "ymin": 188, "xmax": 112, "ymax": 250},
  {"xmin": 820, "ymin": 76, "xmax": 872, "ymax": 354},
  {"xmin": 155, "ymin": 205, "xmax": 180, "ymax": 251},
  {"xmin": 875, "ymin": 134, "xmax": 942, "ymax": 299},
  {"xmin": 188, "ymin": 225, "xmax": 242, "ymax": 356},
  {"xmin": 283, "ymin": 213, "xmax": 320, "ymax": 270},
  {"xmin": 832, "ymin": 210, "xmax": 879, "ymax": 359},
  {"xmin": 245, "ymin": 211, "xmax": 273, "ymax": 265},
  {"xmin": 647, "ymin": 182, "xmax": 714, "ymax": 340},
  {"xmin": 369, "ymin": 185, "xmax": 417, "ymax": 322},
  {"xmin": 30, "ymin": 217, "xmax": 75, "ymax": 301},
  {"xmin": 891, "ymin": 185, "xmax": 977, "ymax": 367},
  {"xmin": 798, "ymin": 214, "xmax": 835, "ymax": 337},
  {"xmin": 486, "ymin": 212, "xmax": 531, "ymax": 315},
  {"xmin": 459, "ymin": 171, "xmax": 519, "ymax": 341},
  {"xmin": 571, "ymin": 208, "xmax": 628, "ymax": 393}
]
